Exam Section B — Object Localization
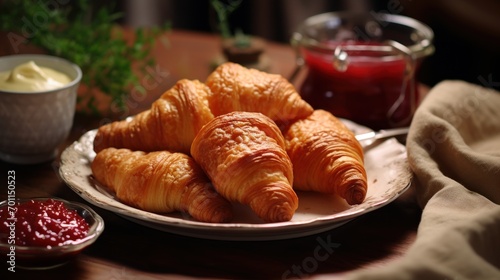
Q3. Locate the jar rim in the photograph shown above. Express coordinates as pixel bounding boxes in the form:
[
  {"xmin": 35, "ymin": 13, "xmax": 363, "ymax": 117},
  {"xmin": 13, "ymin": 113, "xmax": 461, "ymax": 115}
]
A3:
[{"xmin": 292, "ymin": 11, "xmax": 435, "ymax": 59}]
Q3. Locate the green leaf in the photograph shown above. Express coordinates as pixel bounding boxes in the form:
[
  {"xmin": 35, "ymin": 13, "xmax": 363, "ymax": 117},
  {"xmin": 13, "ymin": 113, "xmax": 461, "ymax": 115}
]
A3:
[{"xmin": 0, "ymin": 0, "xmax": 169, "ymax": 116}]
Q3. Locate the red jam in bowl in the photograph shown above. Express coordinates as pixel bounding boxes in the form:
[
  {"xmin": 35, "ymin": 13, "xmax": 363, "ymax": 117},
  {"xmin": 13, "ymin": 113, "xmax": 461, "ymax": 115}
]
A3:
[
  {"xmin": 0, "ymin": 199, "xmax": 89, "ymax": 248},
  {"xmin": 292, "ymin": 12, "xmax": 434, "ymax": 130},
  {"xmin": 299, "ymin": 41, "xmax": 419, "ymax": 130}
]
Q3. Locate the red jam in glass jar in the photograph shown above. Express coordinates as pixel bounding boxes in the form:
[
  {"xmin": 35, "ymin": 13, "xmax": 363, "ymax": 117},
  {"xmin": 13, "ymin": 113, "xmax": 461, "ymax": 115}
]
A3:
[
  {"xmin": 292, "ymin": 12, "xmax": 434, "ymax": 129},
  {"xmin": 0, "ymin": 199, "xmax": 89, "ymax": 248}
]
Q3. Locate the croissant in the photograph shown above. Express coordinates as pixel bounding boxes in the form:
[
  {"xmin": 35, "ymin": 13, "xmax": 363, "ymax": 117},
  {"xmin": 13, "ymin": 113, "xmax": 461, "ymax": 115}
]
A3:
[
  {"xmin": 282, "ymin": 110, "xmax": 368, "ymax": 205},
  {"xmin": 205, "ymin": 62, "xmax": 313, "ymax": 125},
  {"xmin": 190, "ymin": 111, "xmax": 298, "ymax": 223},
  {"xmin": 93, "ymin": 79, "xmax": 214, "ymax": 154},
  {"xmin": 91, "ymin": 148, "xmax": 233, "ymax": 223}
]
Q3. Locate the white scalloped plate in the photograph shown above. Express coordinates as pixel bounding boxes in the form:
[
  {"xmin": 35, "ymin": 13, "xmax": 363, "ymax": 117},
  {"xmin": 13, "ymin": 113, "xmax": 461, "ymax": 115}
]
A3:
[{"xmin": 59, "ymin": 125, "xmax": 411, "ymax": 241}]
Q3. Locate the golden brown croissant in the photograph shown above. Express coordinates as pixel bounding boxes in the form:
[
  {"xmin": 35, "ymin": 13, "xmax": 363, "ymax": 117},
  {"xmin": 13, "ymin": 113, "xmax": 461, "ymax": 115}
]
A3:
[
  {"xmin": 282, "ymin": 110, "xmax": 367, "ymax": 205},
  {"xmin": 190, "ymin": 111, "xmax": 298, "ymax": 223},
  {"xmin": 93, "ymin": 79, "xmax": 214, "ymax": 154},
  {"xmin": 205, "ymin": 62, "xmax": 313, "ymax": 124},
  {"xmin": 91, "ymin": 148, "xmax": 233, "ymax": 223}
]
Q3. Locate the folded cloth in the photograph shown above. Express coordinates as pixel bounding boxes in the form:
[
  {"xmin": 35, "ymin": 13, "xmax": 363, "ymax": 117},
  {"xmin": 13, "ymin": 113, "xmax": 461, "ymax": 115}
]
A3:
[{"xmin": 344, "ymin": 80, "xmax": 500, "ymax": 279}]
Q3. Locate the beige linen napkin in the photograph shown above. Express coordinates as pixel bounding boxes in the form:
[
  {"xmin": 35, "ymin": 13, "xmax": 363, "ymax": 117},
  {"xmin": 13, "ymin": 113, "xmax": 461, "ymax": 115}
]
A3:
[{"xmin": 344, "ymin": 80, "xmax": 500, "ymax": 279}]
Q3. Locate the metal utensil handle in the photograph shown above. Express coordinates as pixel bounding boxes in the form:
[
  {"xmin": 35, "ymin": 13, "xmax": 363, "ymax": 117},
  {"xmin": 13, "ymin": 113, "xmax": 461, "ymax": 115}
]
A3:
[{"xmin": 355, "ymin": 127, "xmax": 410, "ymax": 142}]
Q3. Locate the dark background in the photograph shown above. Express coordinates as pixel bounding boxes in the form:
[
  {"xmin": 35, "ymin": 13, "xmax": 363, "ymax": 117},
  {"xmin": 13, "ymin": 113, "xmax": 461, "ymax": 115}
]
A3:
[{"xmin": 101, "ymin": 0, "xmax": 500, "ymax": 90}]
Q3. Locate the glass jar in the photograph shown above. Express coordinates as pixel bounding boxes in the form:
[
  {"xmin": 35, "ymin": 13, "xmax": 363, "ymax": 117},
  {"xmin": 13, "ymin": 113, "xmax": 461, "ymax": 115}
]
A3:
[{"xmin": 291, "ymin": 12, "xmax": 434, "ymax": 129}]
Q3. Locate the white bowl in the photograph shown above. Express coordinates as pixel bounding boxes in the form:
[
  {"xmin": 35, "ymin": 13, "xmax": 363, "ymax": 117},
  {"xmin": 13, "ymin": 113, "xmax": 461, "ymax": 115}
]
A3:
[{"xmin": 0, "ymin": 54, "xmax": 82, "ymax": 164}]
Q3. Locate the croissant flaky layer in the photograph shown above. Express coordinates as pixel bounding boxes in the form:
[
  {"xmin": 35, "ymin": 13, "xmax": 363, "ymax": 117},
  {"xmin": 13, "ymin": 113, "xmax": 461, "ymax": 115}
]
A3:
[
  {"xmin": 205, "ymin": 62, "xmax": 313, "ymax": 124},
  {"xmin": 90, "ymin": 62, "xmax": 370, "ymax": 223},
  {"xmin": 191, "ymin": 111, "xmax": 298, "ymax": 223},
  {"xmin": 93, "ymin": 79, "xmax": 214, "ymax": 154},
  {"xmin": 282, "ymin": 110, "xmax": 368, "ymax": 205},
  {"xmin": 91, "ymin": 148, "xmax": 233, "ymax": 223}
]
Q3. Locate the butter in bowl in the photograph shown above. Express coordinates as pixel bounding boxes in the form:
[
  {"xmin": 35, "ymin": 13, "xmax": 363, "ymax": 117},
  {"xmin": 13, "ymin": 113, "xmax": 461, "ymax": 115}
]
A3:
[{"xmin": 0, "ymin": 54, "xmax": 82, "ymax": 164}]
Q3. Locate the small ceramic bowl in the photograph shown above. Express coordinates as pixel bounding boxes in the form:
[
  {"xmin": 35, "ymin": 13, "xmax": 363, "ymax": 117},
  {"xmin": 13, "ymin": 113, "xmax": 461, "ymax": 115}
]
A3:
[
  {"xmin": 0, "ymin": 54, "xmax": 82, "ymax": 164},
  {"xmin": 0, "ymin": 197, "xmax": 104, "ymax": 269}
]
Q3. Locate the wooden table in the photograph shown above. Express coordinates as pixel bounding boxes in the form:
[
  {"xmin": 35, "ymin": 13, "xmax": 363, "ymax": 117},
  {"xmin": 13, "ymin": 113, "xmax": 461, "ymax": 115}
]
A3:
[{"xmin": 0, "ymin": 30, "xmax": 421, "ymax": 279}]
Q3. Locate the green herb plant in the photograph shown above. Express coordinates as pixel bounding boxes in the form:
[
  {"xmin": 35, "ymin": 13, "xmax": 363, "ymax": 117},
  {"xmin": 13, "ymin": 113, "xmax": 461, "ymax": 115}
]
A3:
[
  {"xmin": 0, "ymin": 0, "xmax": 168, "ymax": 115},
  {"xmin": 210, "ymin": 0, "xmax": 251, "ymax": 48}
]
